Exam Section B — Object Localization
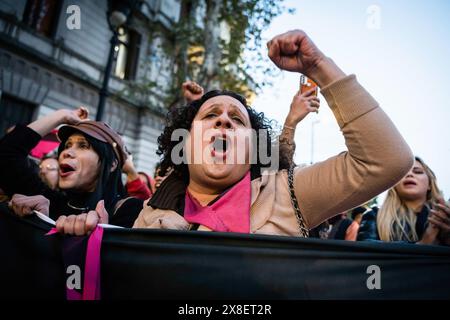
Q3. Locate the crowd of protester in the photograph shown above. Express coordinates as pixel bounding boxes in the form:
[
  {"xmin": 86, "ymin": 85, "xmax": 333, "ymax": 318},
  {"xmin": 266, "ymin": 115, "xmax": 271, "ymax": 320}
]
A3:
[{"xmin": 0, "ymin": 29, "xmax": 449, "ymax": 245}]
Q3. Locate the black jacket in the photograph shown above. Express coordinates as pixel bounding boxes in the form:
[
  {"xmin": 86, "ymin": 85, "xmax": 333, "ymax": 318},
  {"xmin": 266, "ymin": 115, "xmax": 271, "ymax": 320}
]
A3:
[
  {"xmin": 357, "ymin": 206, "xmax": 429, "ymax": 242},
  {"xmin": 0, "ymin": 125, "xmax": 141, "ymax": 227}
]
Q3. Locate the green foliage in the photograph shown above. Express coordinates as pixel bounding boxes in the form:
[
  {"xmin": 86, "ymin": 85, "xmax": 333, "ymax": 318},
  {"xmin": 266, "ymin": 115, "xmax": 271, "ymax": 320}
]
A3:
[
  {"xmin": 169, "ymin": 0, "xmax": 293, "ymax": 104},
  {"xmin": 220, "ymin": 0, "xmax": 293, "ymax": 93},
  {"xmin": 124, "ymin": 0, "xmax": 293, "ymax": 109}
]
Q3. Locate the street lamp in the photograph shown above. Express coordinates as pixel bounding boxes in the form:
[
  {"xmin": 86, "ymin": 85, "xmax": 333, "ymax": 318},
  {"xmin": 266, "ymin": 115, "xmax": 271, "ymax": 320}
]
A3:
[{"xmin": 96, "ymin": 0, "xmax": 138, "ymax": 121}]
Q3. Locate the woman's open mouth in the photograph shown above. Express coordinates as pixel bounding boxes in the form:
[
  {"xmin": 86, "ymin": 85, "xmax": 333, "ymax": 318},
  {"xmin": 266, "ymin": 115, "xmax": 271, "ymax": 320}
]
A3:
[
  {"xmin": 59, "ymin": 163, "xmax": 76, "ymax": 178},
  {"xmin": 210, "ymin": 134, "xmax": 231, "ymax": 159},
  {"xmin": 402, "ymin": 180, "xmax": 417, "ymax": 187}
]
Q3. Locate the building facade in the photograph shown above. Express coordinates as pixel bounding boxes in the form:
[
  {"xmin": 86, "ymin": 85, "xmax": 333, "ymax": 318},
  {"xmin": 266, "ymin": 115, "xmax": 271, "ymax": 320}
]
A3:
[{"xmin": 0, "ymin": 0, "xmax": 181, "ymax": 174}]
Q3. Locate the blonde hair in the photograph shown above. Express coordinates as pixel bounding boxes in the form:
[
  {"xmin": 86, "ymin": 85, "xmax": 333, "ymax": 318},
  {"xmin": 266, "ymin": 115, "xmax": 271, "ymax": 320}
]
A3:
[{"xmin": 377, "ymin": 157, "xmax": 443, "ymax": 242}]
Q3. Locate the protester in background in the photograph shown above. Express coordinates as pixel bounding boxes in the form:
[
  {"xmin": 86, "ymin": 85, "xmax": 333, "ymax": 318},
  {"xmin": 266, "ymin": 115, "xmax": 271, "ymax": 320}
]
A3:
[
  {"xmin": 122, "ymin": 154, "xmax": 153, "ymax": 200},
  {"xmin": 309, "ymin": 218, "xmax": 332, "ymax": 239},
  {"xmin": 344, "ymin": 206, "xmax": 367, "ymax": 241},
  {"xmin": 3, "ymin": 125, "xmax": 41, "ymax": 180},
  {"xmin": 132, "ymin": 29, "xmax": 413, "ymax": 236},
  {"xmin": 279, "ymin": 86, "xmax": 320, "ymax": 169},
  {"xmin": 330, "ymin": 214, "xmax": 353, "ymax": 240},
  {"xmin": 309, "ymin": 214, "xmax": 352, "ymax": 240},
  {"xmin": 0, "ymin": 107, "xmax": 143, "ymax": 233},
  {"xmin": 39, "ymin": 155, "xmax": 59, "ymax": 191},
  {"xmin": 153, "ymin": 162, "xmax": 174, "ymax": 190},
  {"xmin": 137, "ymin": 171, "xmax": 156, "ymax": 194},
  {"xmin": 357, "ymin": 156, "xmax": 450, "ymax": 246},
  {"xmin": 311, "ymin": 207, "xmax": 366, "ymax": 240},
  {"xmin": 182, "ymin": 80, "xmax": 204, "ymax": 103}
]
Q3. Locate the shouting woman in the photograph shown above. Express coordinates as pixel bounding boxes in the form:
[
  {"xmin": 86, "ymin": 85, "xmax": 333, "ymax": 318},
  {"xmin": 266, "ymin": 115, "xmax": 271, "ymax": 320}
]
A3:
[
  {"xmin": 0, "ymin": 107, "xmax": 143, "ymax": 233},
  {"xmin": 131, "ymin": 30, "xmax": 413, "ymax": 236},
  {"xmin": 358, "ymin": 156, "xmax": 450, "ymax": 245}
]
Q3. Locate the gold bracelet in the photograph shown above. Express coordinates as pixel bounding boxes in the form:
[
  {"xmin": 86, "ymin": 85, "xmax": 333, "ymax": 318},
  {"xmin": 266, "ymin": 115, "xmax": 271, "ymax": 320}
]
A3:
[{"xmin": 283, "ymin": 125, "xmax": 295, "ymax": 130}]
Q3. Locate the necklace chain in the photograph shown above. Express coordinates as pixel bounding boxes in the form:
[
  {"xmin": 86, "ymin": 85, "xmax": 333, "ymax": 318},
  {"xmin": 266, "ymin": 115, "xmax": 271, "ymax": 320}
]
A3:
[{"xmin": 67, "ymin": 201, "xmax": 89, "ymax": 212}]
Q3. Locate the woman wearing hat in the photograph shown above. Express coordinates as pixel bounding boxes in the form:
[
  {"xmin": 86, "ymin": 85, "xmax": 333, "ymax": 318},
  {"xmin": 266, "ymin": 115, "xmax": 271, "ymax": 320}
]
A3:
[
  {"xmin": 0, "ymin": 107, "xmax": 143, "ymax": 233},
  {"xmin": 132, "ymin": 30, "xmax": 414, "ymax": 236}
]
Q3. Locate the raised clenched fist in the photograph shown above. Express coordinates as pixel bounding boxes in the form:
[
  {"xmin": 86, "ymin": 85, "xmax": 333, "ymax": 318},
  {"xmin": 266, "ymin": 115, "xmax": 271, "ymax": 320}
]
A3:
[
  {"xmin": 182, "ymin": 81, "xmax": 204, "ymax": 103},
  {"xmin": 267, "ymin": 29, "xmax": 346, "ymax": 87},
  {"xmin": 267, "ymin": 29, "xmax": 326, "ymax": 76}
]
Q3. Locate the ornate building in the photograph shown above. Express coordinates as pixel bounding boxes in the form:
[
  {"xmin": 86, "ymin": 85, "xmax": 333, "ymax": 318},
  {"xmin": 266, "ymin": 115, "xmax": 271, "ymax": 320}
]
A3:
[{"xmin": 0, "ymin": 0, "xmax": 181, "ymax": 173}]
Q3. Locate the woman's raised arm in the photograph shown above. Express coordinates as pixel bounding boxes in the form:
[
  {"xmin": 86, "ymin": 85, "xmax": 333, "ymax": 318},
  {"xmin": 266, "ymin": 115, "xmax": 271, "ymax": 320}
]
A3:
[{"xmin": 268, "ymin": 30, "xmax": 414, "ymax": 228}]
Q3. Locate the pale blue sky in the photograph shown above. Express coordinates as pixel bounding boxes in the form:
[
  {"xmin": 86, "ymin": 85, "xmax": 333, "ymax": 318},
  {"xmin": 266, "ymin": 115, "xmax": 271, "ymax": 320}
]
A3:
[{"xmin": 254, "ymin": 0, "xmax": 450, "ymax": 199}]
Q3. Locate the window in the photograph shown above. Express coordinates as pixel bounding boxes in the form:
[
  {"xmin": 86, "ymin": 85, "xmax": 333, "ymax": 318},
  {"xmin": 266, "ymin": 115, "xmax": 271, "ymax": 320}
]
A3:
[
  {"xmin": 113, "ymin": 28, "xmax": 142, "ymax": 80},
  {"xmin": 0, "ymin": 94, "xmax": 36, "ymax": 138},
  {"xmin": 22, "ymin": 0, "xmax": 61, "ymax": 38}
]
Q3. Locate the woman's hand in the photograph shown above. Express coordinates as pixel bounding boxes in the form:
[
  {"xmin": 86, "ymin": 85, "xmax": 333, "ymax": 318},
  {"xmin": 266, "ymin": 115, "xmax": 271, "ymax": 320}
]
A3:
[
  {"xmin": 284, "ymin": 87, "xmax": 320, "ymax": 128},
  {"xmin": 279, "ymin": 87, "xmax": 319, "ymax": 169},
  {"xmin": 28, "ymin": 106, "xmax": 89, "ymax": 137},
  {"xmin": 267, "ymin": 29, "xmax": 345, "ymax": 87},
  {"xmin": 59, "ymin": 106, "xmax": 89, "ymax": 125},
  {"xmin": 182, "ymin": 81, "xmax": 204, "ymax": 103},
  {"xmin": 55, "ymin": 200, "xmax": 108, "ymax": 236},
  {"xmin": 267, "ymin": 29, "xmax": 325, "ymax": 74},
  {"xmin": 9, "ymin": 194, "xmax": 50, "ymax": 217},
  {"xmin": 417, "ymin": 222, "xmax": 440, "ymax": 245},
  {"xmin": 122, "ymin": 154, "xmax": 139, "ymax": 182},
  {"xmin": 429, "ymin": 199, "xmax": 450, "ymax": 246}
]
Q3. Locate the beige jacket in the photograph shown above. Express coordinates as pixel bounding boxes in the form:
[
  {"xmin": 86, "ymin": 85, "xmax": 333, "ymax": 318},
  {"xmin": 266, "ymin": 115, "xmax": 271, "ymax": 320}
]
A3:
[{"xmin": 133, "ymin": 75, "xmax": 414, "ymax": 236}]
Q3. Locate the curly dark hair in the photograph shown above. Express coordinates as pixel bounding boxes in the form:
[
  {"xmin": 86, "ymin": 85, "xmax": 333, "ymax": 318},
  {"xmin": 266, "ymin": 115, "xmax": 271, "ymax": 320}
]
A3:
[{"xmin": 157, "ymin": 90, "xmax": 274, "ymax": 182}]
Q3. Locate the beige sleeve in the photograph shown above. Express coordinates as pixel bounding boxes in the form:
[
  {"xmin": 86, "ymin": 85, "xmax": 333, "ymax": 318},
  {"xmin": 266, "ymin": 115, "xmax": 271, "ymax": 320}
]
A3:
[{"xmin": 295, "ymin": 75, "xmax": 413, "ymax": 228}]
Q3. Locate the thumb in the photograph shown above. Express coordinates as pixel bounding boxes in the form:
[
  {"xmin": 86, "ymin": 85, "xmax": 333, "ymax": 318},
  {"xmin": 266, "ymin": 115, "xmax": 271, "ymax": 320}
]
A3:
[{"xmin": 95, "ymin": 200, "xmax": 109, "ymax": 224}]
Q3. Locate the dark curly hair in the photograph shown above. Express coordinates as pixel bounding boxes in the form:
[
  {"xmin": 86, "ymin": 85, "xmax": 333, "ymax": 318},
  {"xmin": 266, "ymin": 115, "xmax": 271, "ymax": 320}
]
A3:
[{"xmin": 157, "ymin": 90, "xmax": 274, "ymax": 182}]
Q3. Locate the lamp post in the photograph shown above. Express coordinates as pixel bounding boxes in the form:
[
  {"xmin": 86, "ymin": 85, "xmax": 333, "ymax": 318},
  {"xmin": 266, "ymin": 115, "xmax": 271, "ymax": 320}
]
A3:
[{"xmin": 96, "ymin": 0, "xmax": 137, "ymax": 121}]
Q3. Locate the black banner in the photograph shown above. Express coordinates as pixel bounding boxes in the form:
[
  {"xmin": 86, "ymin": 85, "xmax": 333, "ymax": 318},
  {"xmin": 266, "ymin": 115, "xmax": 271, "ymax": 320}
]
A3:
[{"xmin": 1, "ymin": 203, "xmax": 449, "ymax": 300}]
